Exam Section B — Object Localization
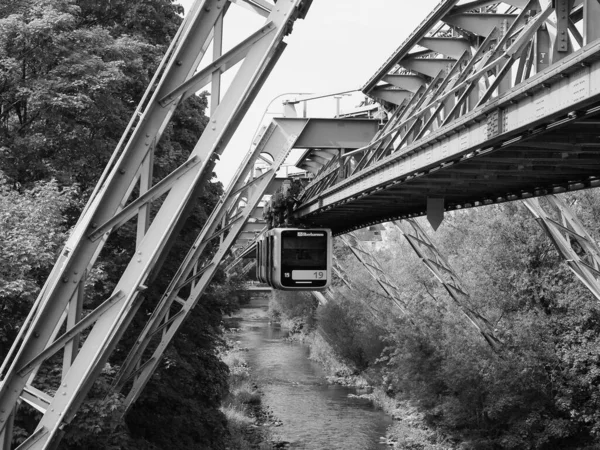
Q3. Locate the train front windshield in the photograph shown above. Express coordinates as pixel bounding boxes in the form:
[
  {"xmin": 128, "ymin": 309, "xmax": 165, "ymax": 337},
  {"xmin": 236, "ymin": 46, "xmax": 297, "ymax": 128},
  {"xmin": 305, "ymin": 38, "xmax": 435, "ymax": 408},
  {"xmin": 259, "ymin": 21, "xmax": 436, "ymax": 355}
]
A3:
[{"xmin": 280, "ymin": 230, "xmax": 328, "ymax": 288}]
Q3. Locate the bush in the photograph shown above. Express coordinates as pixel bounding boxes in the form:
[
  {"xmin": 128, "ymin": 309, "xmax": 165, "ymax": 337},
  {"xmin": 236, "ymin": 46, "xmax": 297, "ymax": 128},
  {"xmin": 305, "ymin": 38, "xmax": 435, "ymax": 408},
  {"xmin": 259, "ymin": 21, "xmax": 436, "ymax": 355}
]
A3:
[
  {"xmin": 318, "ymin": 298, "xmax": 386, "ymax": 371},
  {"xmin": 270, "ymin": 290, "xmax": 318, "ymax": 332}
]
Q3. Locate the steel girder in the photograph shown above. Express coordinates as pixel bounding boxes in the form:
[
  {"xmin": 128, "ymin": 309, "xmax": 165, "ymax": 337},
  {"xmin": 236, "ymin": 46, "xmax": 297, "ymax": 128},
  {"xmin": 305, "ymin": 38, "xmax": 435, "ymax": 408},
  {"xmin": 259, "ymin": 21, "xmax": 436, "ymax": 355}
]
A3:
[
  {"xmin": 309, "ymin": 254, "xmax": 389, "ymax": 324},
  {"xmin": 295, "ymin": 0, "xmax": 600, "ymax": 235},
  {"xmin": 523, "ymin": 194, "xmax": 600, "ymax": 301},
  {"xmin": 0, "ymin": 1, "xmax": 312, "ymax": 448}
]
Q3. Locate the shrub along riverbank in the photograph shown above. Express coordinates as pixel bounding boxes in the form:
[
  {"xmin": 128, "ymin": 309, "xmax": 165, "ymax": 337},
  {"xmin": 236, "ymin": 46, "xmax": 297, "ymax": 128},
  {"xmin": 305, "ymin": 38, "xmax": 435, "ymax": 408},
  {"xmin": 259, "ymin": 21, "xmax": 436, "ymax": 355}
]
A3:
[
  {"xmin": 269, "ymin": 193, "xmax": 600, "ymax": 450},
  {"xmin": 270, "ymin": 291, "xmax": 451, "ymax": 449}
]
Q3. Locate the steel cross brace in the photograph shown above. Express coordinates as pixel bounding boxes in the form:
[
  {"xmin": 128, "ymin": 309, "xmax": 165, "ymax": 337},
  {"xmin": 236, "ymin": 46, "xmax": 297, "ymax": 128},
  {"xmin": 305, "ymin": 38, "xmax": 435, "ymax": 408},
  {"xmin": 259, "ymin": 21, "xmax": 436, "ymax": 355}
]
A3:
[
  {"xmin": 338, "ymin": 233, "xmax": 410, "ymax": 316},
  {"xmin": 393, "ymin": 219, "xmax": 502, "ymax": 350},
  {"xmin": 112, "ymin": 118, "xmax": 310, "ymax": 409},
  {"xmin": 523, "ymin": 195, "xmax": 600, "ymax": 302},
  {"xmin": 0, "ymin": 0, "xmax": 311, "ymax": 448}
]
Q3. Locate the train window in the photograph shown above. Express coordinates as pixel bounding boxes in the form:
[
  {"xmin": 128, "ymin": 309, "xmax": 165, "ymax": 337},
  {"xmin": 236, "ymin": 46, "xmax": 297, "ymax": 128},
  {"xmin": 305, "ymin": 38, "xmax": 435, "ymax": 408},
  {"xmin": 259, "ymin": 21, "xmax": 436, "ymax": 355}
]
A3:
[{"xmin": 255, "ymin": 241, "xmax": 262, "ymax": 282}]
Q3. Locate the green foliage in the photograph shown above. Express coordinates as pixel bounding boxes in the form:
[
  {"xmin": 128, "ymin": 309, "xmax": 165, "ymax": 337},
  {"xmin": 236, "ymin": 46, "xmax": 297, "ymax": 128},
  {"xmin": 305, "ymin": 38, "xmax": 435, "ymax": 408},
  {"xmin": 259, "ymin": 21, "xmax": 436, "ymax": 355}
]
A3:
[
  {"xmin": 270, "ymin": 290, "xmax": 318, "ymax": 333},
  {"xmin": 0, "ymin": 175, "xmax": 77, "ymax": 357},
  {"xmin": 0, "ymin": 0, "xmax": 161, "ymax": 188},
  {"xmin": 125, "ymin": 288, "xmax": 232, "ymax": 450},
  {"xmin": 369, "ymin": 194, "xmax": 600, "ymax": 448},
  {"xmin": 318, "ymin": 298, "xmax": 386, "ymax": 371}
]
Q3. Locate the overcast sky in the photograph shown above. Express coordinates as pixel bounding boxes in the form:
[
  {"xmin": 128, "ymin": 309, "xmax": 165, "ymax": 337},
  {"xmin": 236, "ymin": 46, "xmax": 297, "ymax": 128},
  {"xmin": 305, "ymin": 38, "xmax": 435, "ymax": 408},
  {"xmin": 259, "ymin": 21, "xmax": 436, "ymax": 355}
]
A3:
[{"xmin": 176, "ymin": 0, "xmax": 440, "ymax": 185}]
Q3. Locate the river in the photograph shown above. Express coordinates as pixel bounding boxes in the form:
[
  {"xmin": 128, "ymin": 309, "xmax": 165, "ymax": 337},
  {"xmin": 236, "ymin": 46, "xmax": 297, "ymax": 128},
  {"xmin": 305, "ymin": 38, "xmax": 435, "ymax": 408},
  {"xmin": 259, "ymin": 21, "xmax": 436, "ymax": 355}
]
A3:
[{"xmin": 227, "ymin": 296, "xmax": 392, "ymax": 450}]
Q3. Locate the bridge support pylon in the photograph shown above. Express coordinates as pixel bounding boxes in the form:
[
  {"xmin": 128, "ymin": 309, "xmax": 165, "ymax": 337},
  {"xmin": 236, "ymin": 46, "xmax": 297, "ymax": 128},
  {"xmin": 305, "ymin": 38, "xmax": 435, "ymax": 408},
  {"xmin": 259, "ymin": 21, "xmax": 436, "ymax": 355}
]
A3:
[
  {"xmin": 523, "ymin": 195, "xmax": 600, "ymax": 302},
  {"xmin": 338, "ymin": 233, "xmax": 410, "ymax": 316},
  {"xmin": 0, "ymin": 0, "xmax": 312, "ymax": 448},
  {"xmin": 394, "ymin": 219, "xmax": 502, "ymax": 351}
]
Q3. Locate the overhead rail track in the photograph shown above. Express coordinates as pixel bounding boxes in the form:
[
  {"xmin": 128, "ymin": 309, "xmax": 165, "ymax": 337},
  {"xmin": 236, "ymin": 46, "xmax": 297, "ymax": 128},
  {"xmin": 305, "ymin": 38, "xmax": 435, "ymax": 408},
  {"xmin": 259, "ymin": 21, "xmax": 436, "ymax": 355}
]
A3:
[
  {"xmin": 292, "ymin": 0, "xmax": 600, "ymax": 236},
  {"xmin": 227, "ymin": 0, "xmax": 600, "ymax": 350}
]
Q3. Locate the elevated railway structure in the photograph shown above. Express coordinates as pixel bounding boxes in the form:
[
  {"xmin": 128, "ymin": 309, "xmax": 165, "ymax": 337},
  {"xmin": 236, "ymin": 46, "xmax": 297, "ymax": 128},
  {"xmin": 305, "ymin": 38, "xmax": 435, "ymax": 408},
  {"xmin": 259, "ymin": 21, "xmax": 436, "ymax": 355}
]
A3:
[
  {"xmin": 295, "ymin": 0, "xmax": 600, "ymax": 235},
  {"xmin": 3, "ymin": 0, "xmax": 600, "ymax": 448}
]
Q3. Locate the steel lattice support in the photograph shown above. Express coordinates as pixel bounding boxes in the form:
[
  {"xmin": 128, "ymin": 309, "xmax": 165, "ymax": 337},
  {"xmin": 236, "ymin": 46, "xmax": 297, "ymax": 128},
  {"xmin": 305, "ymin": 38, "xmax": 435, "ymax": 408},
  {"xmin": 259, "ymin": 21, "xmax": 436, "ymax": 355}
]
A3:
[
  {"xmin": 110, "ymin": 114, "xmax": 377, "ymax": 409},
  {"xmin": 332, "ymin": 255, "xmax": 393, "ymax": 323},
  {"xmin": 393, "ymin": 219, "xmax": 502, "ymax": 350},
  {"xmin": 523, "ymin": 195, "xmax": 600, "ymax": 301},
  {"xmin": 338, "ymin": 233, "xmax": 410, "ymax": 315},
  {"xmin": 0, "ymin": 1, "xmax": 312, "ymax": 448}
]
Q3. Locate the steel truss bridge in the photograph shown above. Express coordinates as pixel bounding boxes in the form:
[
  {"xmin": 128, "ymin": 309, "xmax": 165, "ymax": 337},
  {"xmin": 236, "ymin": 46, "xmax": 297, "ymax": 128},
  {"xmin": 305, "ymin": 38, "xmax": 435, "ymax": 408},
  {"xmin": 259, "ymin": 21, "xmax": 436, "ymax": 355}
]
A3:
[{"xmin": 3, "ymin": 0, "xmax": 600, "ymax": 448}]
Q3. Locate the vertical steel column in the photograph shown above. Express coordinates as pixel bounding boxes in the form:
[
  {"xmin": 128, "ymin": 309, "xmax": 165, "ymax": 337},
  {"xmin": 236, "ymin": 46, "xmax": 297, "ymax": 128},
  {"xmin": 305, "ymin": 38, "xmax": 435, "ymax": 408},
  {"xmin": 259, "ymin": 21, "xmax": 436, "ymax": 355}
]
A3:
[
  {"xmin": 136, "ymin": 151, "xmax": 155, "ymax": 248},
  {"xmin": 523, "ymin": 195, "xmax": 600, "ymax": 301},
  {"xmin": 61, "ymin": 279, "xmax": 84, "ymax": 379},
  {"xmin": 211, "ymin": 5, "xmax": 225, "ymax": 112},
  {"xmin": 583, "ymin": 0, "xmax": 600, "ymax": 45}
]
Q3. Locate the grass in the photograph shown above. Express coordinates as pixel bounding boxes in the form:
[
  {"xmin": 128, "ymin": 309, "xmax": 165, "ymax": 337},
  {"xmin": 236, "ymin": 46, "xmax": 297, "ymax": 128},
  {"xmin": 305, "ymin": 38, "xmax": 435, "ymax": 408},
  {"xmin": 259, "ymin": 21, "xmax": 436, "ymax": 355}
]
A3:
[
  {"xmin": 221, "ymin": 405, "xmax": 254, "ymax": 427},
  {"xmin": 220, "ymin": 336, "xmax": 272, "ymax": 449}
]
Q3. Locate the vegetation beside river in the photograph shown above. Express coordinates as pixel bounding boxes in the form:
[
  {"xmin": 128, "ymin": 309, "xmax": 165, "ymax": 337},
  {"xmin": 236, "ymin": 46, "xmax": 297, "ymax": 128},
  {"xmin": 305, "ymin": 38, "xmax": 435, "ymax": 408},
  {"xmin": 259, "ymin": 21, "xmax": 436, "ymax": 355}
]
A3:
[
  {"xmin": 220, "ymin": 322, "xmax": 290, "ymax": 450},
  {"xmin": 270, "ymin": 292, "xmax": 452, "ymax": 449},
  {"xmin": 5, "ymin": 2, "xmax": 600, "ymax": 450}
]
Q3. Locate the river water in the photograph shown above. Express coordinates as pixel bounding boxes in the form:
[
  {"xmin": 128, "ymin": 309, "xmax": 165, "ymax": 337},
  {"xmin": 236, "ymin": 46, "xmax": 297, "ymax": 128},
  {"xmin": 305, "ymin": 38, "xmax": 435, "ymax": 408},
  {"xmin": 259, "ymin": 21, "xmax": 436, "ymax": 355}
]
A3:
[{"xmin": 227, "ymin": 296, "xmax": 392, "ymax": 450}]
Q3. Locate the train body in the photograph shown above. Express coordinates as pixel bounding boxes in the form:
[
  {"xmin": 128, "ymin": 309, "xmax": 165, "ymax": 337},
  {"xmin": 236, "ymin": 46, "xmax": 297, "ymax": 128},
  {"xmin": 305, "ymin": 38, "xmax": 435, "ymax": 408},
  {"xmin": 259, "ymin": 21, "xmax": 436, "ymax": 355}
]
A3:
[{"xmin": 256, "ymin": 228, "xmax": 332, "ymax": 290}]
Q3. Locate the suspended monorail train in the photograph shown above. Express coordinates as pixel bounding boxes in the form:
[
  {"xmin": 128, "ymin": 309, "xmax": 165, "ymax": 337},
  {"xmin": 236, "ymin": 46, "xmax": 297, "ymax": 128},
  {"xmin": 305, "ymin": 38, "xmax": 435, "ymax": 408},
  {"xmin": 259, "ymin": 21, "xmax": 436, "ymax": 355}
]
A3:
[{"xmin": 256, "ymin": 228, "xmax": 332, "ymax": 290}]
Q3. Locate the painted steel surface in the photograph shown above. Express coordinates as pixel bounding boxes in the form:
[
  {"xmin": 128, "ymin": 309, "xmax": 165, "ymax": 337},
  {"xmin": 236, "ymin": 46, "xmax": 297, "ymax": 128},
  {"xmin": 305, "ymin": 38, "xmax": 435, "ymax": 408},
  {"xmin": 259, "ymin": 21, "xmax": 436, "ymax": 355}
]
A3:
[{"xmin": 295, "ymin": 0, "xmax": 600, "ymax": 235}]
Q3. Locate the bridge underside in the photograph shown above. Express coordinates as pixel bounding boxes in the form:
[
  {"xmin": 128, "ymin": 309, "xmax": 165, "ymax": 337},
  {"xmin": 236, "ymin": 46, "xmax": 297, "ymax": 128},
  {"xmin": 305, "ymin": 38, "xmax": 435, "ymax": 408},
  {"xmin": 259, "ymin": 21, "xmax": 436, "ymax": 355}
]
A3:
[
  {"xmin": 285, "ymin": 0, "xmax": 600, "ymax": 235},
  {"xmin": 303, "ymin": 110, "xmax": 600, "ymax": 234},
  {"xmin": 295, "ymin": 43, "xmax": 600, "ymax": 235}
]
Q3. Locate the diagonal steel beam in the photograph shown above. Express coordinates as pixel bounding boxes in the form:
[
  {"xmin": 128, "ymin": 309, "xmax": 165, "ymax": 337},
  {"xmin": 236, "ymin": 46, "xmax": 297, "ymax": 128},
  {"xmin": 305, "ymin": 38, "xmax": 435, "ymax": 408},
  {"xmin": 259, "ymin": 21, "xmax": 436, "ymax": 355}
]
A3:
[
  {"xmin": 393, "ymin": 219, "xmax": 502, "ymax": 350},
  {"xmin": 112, "ymin": 117, "xmax": 310, "ymax": 409},
  {"xmin": 523, "ymin": 194, "xmax": 600, "ymax": 301},
  {"xmin": 338, "ymin": 233, "xmax": 410, "ymax": 315}
]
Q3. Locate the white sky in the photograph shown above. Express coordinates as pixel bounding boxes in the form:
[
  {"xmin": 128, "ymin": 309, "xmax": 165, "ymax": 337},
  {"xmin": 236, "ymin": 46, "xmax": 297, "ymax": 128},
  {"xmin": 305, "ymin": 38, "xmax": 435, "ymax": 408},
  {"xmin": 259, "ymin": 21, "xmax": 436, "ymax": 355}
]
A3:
[{"xmin": 177, "ymin": 0, "xmax": 440, "ymax": 186}]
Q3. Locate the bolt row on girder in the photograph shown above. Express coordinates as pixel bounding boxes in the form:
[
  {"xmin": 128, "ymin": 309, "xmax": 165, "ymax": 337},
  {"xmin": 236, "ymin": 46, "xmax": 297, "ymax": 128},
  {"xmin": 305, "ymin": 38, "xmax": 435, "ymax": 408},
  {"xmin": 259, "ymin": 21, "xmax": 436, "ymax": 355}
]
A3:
[{"xmin": 0, "ymin": 1, "xmax": 313, "ymax": 448}]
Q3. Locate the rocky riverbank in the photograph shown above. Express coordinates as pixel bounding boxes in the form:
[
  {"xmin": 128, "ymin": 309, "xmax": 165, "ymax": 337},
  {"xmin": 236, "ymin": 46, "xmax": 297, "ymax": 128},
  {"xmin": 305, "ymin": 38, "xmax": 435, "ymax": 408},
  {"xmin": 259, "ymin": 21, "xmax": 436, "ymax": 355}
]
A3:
[
  {"xmin": 221, "ymin": 328, "xmax": 291, "ymax": 450},
  {"xmin": 284, "ymin": 328, "xmax": 454, "ymax": 449}
]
